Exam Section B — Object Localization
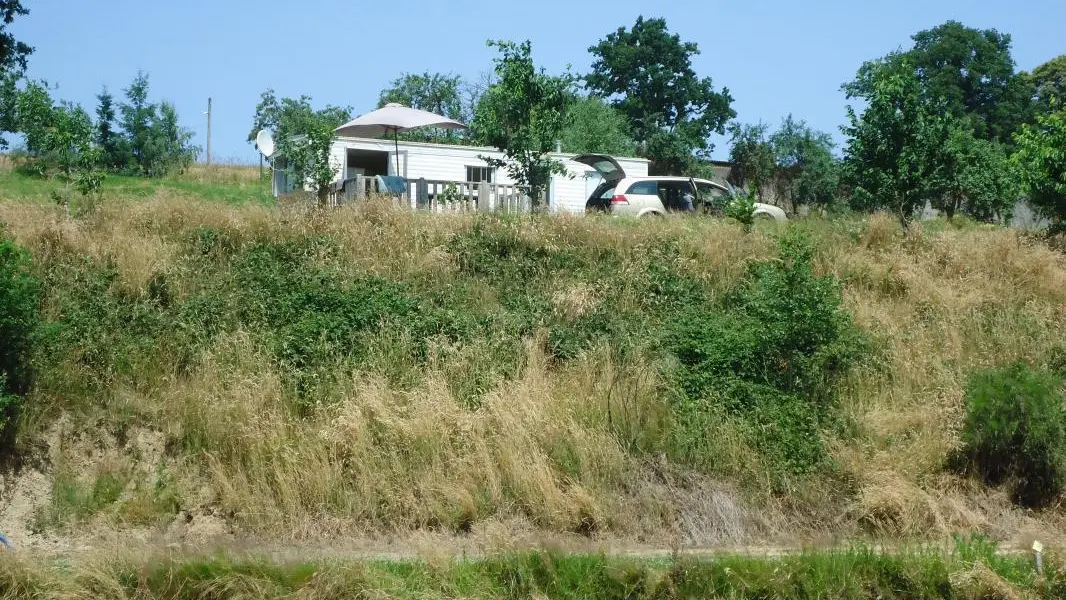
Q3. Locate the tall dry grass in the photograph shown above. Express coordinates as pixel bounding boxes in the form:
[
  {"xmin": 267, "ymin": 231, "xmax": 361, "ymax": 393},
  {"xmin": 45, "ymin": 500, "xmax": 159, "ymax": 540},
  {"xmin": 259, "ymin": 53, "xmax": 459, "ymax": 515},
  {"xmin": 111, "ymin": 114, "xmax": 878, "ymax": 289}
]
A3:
[{"xmin": 2, "ymin": 192, "xmax": 1066, "ymax": 545}]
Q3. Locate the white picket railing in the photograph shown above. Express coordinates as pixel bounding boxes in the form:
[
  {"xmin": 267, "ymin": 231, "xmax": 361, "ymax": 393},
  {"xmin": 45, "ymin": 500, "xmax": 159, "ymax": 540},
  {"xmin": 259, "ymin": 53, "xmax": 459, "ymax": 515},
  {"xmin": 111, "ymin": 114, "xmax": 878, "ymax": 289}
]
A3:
[{"xmin": 329, "ymin": 176, "xmax": 534, "ymax": 214}]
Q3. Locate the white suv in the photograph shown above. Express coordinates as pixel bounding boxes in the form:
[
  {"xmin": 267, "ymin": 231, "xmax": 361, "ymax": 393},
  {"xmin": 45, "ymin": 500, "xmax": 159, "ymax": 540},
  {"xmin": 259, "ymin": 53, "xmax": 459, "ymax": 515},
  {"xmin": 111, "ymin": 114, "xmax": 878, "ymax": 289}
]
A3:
[{"xmin": 576, "ymin": 155, "xmax": 787, "ymax": 222}]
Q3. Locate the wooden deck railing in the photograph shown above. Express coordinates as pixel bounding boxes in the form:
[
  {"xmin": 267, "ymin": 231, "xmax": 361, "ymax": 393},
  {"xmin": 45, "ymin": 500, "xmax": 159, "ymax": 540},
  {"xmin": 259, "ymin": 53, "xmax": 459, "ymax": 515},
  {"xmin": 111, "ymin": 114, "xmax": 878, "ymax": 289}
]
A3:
[{"xmin": 329, "ymin": 175, "xmax": 533, "ymax": 214}]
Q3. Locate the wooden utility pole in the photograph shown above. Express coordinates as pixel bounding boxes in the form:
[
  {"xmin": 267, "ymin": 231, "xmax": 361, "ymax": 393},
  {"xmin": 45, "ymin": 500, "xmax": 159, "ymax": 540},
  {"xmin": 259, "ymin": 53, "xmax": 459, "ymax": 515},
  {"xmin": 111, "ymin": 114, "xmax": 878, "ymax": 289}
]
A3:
[{"xmin": 206, "ymin": 97, "xmax": 213, "ymax": 166}]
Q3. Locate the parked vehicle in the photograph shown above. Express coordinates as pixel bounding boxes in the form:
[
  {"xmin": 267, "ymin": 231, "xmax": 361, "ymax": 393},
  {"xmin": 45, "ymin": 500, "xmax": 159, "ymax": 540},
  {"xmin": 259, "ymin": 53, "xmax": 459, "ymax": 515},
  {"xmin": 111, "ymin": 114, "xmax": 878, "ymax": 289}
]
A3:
[{"xmin": 575, "ymin": 154, "xmax": 787, "ymax": 222}]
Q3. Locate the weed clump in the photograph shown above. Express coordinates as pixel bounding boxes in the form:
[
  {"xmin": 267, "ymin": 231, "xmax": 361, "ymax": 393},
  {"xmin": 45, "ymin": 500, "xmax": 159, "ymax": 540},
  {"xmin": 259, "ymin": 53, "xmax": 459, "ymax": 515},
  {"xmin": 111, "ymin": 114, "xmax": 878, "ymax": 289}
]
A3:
[{"xmin": 958, "ymin": 361, "xmax": 1066, "ymax": 507}]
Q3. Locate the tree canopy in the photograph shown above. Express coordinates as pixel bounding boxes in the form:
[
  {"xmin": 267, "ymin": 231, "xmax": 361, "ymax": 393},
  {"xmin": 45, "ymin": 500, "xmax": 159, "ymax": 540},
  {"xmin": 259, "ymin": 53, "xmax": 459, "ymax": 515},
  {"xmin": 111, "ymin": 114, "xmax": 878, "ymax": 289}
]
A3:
[
  {"xmin": 558, "ymin": 95, "xmax": 636, "ymax": 157},
  {"xmin": 842, "ymin": 58, "xmax": 955, "ymax": 223},
  {"xmin": 0, "ymin": 1, "xmax": 31, "ymax": 75},
  {"xmin": 847, "ymin": 21, "xmax": 1031, "ymax": 145},
  {"xmin": 770, "ymin": 116, "xmax": 840, "ymax": 209},
  {"xmin": 585, "ymin": 16, "xmax": 735, "ymax": 175},
  {"xmin": 1012, "ymin": 103, "xmax": 1066, "ymax": 224},
  {"xmin": 471, "ymin": 40, "xmax": 572, "ymax": 208},
  {"xmin": 1030, "ymin": 55, "xmax": 1066, "ymax": 113},
  {"xmin": 377, "ymin": 72, "xmax": 469, "ymax": 143},
  {"xmin": 0, "ymin": 1, "xmax": 31, "ymax": 148},
  {"xmin": 249, "ymin": 90, "xmax": 352, "ymax": 203}
]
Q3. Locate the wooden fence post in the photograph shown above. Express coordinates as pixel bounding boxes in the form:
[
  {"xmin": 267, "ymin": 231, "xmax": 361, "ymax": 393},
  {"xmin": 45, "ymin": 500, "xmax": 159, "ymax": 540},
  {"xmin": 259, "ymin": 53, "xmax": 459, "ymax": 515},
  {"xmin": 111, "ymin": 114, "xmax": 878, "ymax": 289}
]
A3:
[
  {"xmin": 418, "ymin": 178, "xmax": 429, "ymax": 210},
  {"xmin": 478, "ymin": 182, "xmax": 492, "ymax": 213},
  {"xmin": 355, "ymin": 175, "xmax": 366, "ymax": 201}
]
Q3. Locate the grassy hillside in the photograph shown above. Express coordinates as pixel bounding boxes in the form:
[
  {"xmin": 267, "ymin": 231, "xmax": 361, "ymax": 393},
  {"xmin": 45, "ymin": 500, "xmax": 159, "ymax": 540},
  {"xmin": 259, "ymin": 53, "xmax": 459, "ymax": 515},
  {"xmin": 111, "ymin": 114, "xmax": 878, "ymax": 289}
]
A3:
[{"xmin": 1, "ymin": 166, "xmax": 1065, "ymax": 554}]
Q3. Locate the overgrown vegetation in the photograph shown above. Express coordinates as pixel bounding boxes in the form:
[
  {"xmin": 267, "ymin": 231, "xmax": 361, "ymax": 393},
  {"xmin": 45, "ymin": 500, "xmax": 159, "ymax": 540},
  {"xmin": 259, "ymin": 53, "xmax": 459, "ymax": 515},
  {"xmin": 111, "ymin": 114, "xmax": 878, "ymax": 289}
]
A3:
[
  {"xmin": 0, "ymin": 538, "xmax": 1060, "ymax": 599},
  {"xmin": 665, "ymin": 233, "xmax": 862, "ymax": 484},
  {"xmin": 958, "ymin": 362, "xmax": 1066, "ymax": 507},
  {"xmin": 0, "ymin": 229, "xmax": 38, "ymax": 445},
  {"xmin": 2, "ymin": 167, "xmax": 1064, "ymax": 542}
]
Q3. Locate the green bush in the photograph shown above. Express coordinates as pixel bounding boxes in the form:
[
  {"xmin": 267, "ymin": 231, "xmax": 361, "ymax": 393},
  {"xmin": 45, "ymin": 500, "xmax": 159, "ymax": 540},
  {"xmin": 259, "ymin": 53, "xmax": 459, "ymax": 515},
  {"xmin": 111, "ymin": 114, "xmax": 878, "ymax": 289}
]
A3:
[
  {"xmin": 724, "ymin": 189, "xmax": 757, "ymax": 232},
  {"xmin": 0, "ymin": 232, "xmax": 41, "ymax": 440},
  {"xmin": 959, "ymin": 361, "xmax": 1066, "ymax": 507},
  {"xmin": 665, "ymin": 232, "xmax": 862, "ymax": 481}
]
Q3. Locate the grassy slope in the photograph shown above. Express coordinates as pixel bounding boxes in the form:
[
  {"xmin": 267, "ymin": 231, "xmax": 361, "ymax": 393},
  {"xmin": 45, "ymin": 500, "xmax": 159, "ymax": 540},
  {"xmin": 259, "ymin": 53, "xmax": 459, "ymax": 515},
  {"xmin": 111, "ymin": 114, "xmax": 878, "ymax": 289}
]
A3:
[
  {"xmin": 1, "ymin": 166, "xmax": 1065, "ymax": 554},
  {"xmin": 0, "ymin": 164, "xmax": 274, "ymax": 205}
]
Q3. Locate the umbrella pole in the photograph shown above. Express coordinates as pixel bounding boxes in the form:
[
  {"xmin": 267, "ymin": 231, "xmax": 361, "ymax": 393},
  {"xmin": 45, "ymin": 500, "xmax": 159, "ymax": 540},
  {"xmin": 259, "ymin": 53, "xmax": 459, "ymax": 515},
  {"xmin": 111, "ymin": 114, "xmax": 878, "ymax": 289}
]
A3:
[{"xmin": 394, "ymin": 128, "xmax": 401, "ymax": 177}]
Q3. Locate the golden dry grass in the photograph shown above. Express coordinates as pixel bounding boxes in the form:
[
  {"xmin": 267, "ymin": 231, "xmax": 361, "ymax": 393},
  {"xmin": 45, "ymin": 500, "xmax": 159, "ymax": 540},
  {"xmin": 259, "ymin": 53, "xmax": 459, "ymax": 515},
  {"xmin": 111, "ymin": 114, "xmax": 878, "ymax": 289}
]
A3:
[{"xmin": 2, "ymin": 192, "xmax": 1066, "ymax": 547}]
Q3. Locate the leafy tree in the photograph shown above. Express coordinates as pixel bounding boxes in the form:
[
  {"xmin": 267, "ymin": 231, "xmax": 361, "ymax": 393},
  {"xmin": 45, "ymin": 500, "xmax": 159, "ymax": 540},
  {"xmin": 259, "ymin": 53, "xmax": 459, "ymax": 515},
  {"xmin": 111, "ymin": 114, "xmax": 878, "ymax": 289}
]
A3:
[
  {"xmin": 119, "ymin": 72, "xmax": 156, "ymax": 173},
  {"xmin": 586, "ymin": 16, "xmax": 735, "ymax": 175},
  {"xmin": 0, "ymin": 1, "xmax": 31, "ymax": 148},
  {"xmin": 770, "ymin": 115, "xmax": 840, "ymax": 209},
  {"xmin": 377, "ymin": 72, "xmax": 468, "ymax": 143},
  {"xmin": 726, "ymin": 122, "xmax": 775, "ymax": 196},
  {"xmin": 471, "ymin": 40, "xmax": 572, "ymax": 209},
  {"xmin": 842, "ymin": 57, "xmax": 954, "ymax": 224},
  {"xmin": 558, "ymin": 95, "xmax": 636, "ymax": 156},
  {"xmin": 0, "ymin": 1, "xmax": 31, "ymax": 75},
  {"xmin": 1030, "ymin": 55, "xmax": 1066, "ymax": 113},
  {"xmin": 249, "ymin": 90, "xmax": 352, "ymax": 204},
  {"xmin": 94, "ymin": 88, "xmax": 127, "ymax": 170},
  {"xmin": 144, "ymin": 101, "xmax": 196, "ymax": 176},
  {"xmin": 1012, "ymin": 103, "xmax": 1066, "ymax": 225},
  {"xmin": 248, "ymin": 90, "xmax": 350, "ymax": 144},
  {"xmin": 118, "ymin": 72, "xmax": 198, "ymax": 176},
  {"xmin": 15, "ymin": 81, "xmax": 95, "ymax": 177},
  {"xmin": 850, "ymin": 21, "xmax": 1031, "ymax": 144},
  {"xmin": 937, "ymin": 125, "xmax": 1018, "ymax": 221}
]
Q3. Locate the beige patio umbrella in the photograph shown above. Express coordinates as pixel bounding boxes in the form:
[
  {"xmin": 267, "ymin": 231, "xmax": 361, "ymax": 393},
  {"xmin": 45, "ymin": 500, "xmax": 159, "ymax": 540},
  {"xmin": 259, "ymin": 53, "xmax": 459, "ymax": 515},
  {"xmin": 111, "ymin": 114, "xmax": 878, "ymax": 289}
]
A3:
[{"xmin": 333, "ymin": 103, "xmax": 467, "ymax": 176}]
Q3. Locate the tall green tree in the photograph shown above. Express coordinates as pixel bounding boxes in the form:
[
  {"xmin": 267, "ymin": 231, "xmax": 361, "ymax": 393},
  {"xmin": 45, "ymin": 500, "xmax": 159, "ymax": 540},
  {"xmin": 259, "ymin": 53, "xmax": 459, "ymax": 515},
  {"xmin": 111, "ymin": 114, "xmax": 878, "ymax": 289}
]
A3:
[
  {"xmin": 117, "ymin": 72, "xmax": 197, "ymax": 177},
  {"xmin": 0, "ymin": 1, "xmax": 31, "ymax": 148},
  {"xmin": 937, "ymin": 125, "xmax": 1018, "ymax": 221},
  {"xmin": 850, "ymin": 21, "xmax": 1031, "ymax": 144},
  {"xmin": 95, "ymin": 88, "xmax": 127, "ymax": 170},
  {"xmin": 249, "ymin": 90, "xmax": 351, "ymax": 204},
  {"xmin": 726, "ymin": 122, "xmax": 775, "ymax": 196},
  {"xmin": 15, "ymin": 81, "xmax": 95, "ymax": 177},
  {"xmin": 0, "ymin": 1, "xmax": 31, "ymax": 75},
  {"xmin": 558, "ymin": 95, "xmax": 636, "ymax": 156},
  {"xmin": 1012, "ymin": 103, "xmax": 1066, "ymax": 225},
  {"xmin": 842, "ymin": 58, "xmax": 954, "ymax": 224},
  {"xmin": 378, "ymin": 72, "xmax": 468, "ymax": 143},
  {"xmin": 119, "ymin": 72, "xmax": 156, "ymax": 173},
  {"xmin": 471, "ymin": 40, "xmax": 573, "ymax": 209},
  {"xmin": 770, "ymin": 115, "xmax": 840, "ymax": 209},
  {"xmin": 586, "ymin": 16, "xmax": 735, "ymax": 175},
  {"xmin": 1030, "ymin": 55, "xmax": 1066, "ymax": 113}
]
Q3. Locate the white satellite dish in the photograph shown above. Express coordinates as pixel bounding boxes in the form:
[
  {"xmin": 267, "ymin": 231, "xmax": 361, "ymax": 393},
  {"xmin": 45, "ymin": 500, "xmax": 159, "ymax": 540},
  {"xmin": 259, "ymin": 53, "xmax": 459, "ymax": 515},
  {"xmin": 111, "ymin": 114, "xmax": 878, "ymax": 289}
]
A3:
[{"xmin": 255, "ymin": 129, "xmax": 276, "ymax": 159}]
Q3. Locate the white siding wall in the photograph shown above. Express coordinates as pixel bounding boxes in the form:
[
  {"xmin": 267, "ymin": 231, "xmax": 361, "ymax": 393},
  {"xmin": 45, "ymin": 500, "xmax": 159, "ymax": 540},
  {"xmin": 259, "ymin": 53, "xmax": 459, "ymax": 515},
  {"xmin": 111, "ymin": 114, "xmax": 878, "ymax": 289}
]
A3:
[{"xmin": 329, "ymin": 138, "xmax": 651, "ymax": 214}]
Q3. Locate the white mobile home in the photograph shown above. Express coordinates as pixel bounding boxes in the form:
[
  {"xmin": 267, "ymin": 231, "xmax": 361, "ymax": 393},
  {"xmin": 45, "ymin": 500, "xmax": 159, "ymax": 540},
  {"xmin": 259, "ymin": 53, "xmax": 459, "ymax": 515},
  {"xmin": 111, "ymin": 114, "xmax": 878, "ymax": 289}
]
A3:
[{"xmin": 274, "ymin": 137, "xmax": 649, "ymax": 214}]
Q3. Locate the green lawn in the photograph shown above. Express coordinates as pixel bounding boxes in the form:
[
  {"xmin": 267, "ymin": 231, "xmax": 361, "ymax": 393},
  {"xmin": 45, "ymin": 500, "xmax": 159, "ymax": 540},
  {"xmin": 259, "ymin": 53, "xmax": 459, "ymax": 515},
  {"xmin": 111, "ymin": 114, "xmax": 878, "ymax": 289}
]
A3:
[
  {"xmin": 0, "ymin": 166, "xmax": 275, "ymax": 205},
  {"xmin": 0, "ymin": 544, "xmax": 1058, "ymax": 599}
]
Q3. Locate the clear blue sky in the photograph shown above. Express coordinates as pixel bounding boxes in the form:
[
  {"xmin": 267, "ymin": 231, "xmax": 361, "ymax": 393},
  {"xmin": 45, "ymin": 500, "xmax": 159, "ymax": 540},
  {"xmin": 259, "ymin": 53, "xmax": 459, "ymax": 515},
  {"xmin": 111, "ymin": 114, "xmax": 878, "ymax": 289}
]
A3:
[{"xmin": 11, "ymin": 0, "xmax": 1065, "ymax": 162}]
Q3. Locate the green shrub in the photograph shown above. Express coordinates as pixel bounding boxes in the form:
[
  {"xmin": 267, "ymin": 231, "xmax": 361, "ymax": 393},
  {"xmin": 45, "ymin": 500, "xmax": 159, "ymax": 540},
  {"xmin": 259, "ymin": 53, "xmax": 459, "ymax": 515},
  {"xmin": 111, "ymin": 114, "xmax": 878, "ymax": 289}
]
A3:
[
  {"xmin": 665, "ymin": 232, "xmax": 862, "ymax": 481},
  {"xmin": 0, "ymin": 232, "xmax": 40, "ymax": 396},
  {"xmin": 0, "ymin": 232, "xmax": 41, "ymax": 442},
  {"xmin": 959, "ymin": 361, "xmax": 1066, "ymax": 507},
  {"xmin": 34, "ymin": 261, "xmax": 167, "ymax": 397},
  {"xmin": 724, "ymin": 189, "xmax": 758, "ymax": 232}
]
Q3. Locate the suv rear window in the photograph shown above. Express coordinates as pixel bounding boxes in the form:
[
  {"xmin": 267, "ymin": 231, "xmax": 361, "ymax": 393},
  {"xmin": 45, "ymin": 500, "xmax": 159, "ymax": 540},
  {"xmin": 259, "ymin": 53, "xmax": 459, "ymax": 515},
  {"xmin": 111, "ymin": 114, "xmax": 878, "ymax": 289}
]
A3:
[{"xmin": 625, "ymin": 181, "xmax": 658, "ymax": 195}]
